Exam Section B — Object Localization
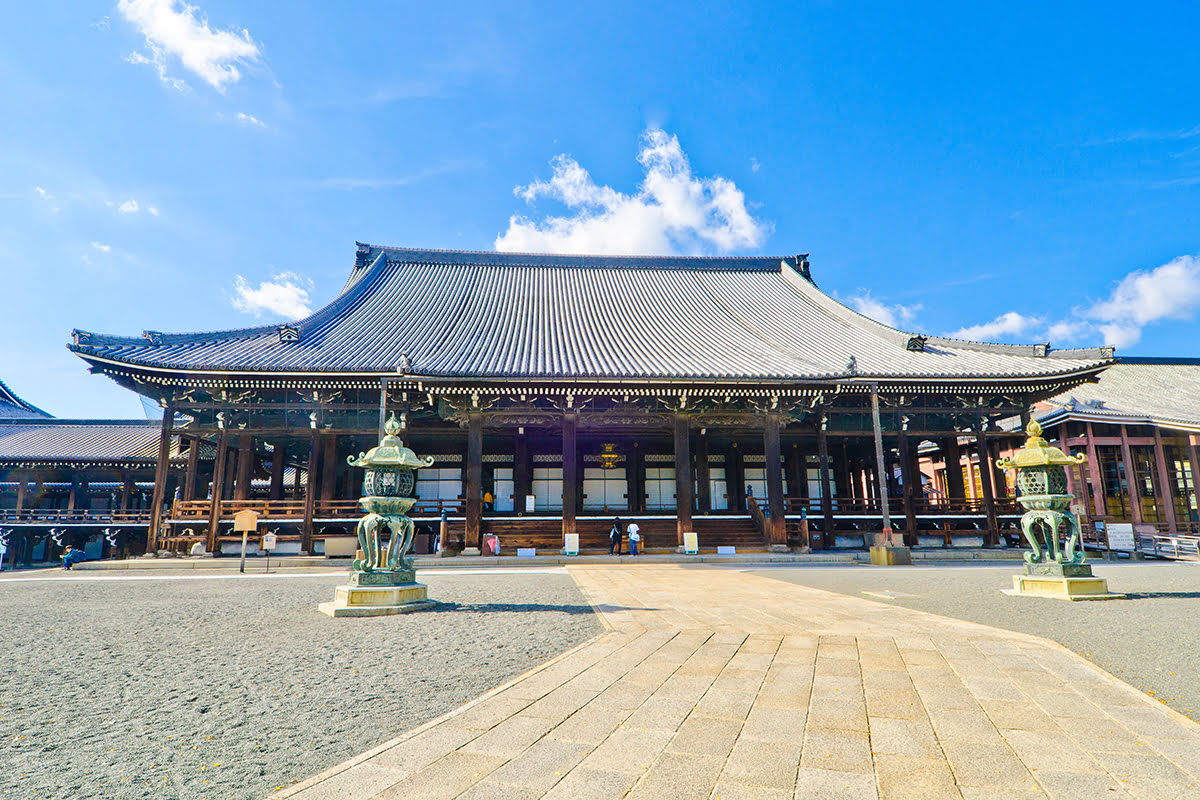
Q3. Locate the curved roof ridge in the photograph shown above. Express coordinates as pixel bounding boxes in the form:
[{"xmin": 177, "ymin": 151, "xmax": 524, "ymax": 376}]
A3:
[
  {"xmin": 362, "ymin": 243, "xmax": 798, "ymax": 272},
  {"xmin": 0, "ymin": 378, "xmax": 52, "ymax": 419}
]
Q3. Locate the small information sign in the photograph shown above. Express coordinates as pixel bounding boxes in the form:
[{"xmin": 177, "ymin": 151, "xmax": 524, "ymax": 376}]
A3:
[
  {"xmin": 517, "ymin": 547, "xmax": 536, "ymax": 558},
  {"xmin": 261, "ymin": 532, "xmax": 278, "ymax": 551},
  {"xmin": 717, "ymin": 545, "xmax": 736, "ymax": 555},
  {"xmin": 1106, "ymin": 523, "xmax": 1136, "ymax": 552},
  {"xmin": 525, "ymin": 495, "xmax": 536, "ymax": 513}
]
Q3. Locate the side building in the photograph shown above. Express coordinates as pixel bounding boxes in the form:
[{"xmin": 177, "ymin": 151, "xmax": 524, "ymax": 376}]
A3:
[
  {"xmin": 0, "ymin": 379, "xmax": 210, "ymax": 565},
  {"xmin": 67, "ymin": 245, "xmax": 1114, "ymax": 556}
]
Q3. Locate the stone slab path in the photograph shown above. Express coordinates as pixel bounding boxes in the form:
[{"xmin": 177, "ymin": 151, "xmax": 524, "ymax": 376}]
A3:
[{"xmin": 273, "ymin": 565, "xmax": 1200, "ymax": 799}]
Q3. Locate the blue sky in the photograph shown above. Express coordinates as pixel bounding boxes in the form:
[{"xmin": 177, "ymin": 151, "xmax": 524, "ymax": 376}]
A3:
[{"xmin": 2, "ymin": 1, "xmax": 1199, "ymax": 418}]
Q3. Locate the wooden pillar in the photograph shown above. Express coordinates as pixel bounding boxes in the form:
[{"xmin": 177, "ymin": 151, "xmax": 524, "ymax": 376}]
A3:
[
  {"xmin": 183, "ymin": 436, "xmax": 200, "ymax": 502},
  {"xmin": 269, "ymin": 441, "xmax": 287, "ymax": 501},
  {"xmin": 319, "ymin": 435, "xmax": 338, "ymax": 502},
  {"xmin": 974, "ymin": 422, "xmax": 999, "ymax": 547},
  {"xmin": 119, "ymin": 473, "xmax": 133, "ymax": 511},
  {"xmin": 206, "ymin": 427, "xmax": 228, "ymax": 554},
  {"xmin": 1118, "ymin": 425, "xmax": 1143, "ymax": 525},
  {"xmin": 625, "ymin": 445, "xmax": 640, "ymax": 514},
  {"xmin": 1152, "ymin": 429, "xmax": 1177, "ymax": 532},
  {"xmin": 943, "ymin": 437, "xmax": 965, "ymax": 500},
  {"xmin": 465, "ymin": 411, "xmax": 483, "ymax": 552},
  {"xmin": 14, "ymin": 474, "xmax": 27, "ymax": 512},
  {"xmin": 147, "ymin": 403, "xmax": 175, "ymax": 554},
  {"xmin": 514, "ymin": 433, "xmax": 531, "ymax": 514},
  {"xmin": 674, "ymin": 413, "xmax": 693, "ymax": 546},
  {"xmin": 67, "ymin": 479, "xmax": 78, "ymax": 512},
  {"xmin": 818, "ymin": 418, "xmax": 835, "ymax": 547},
  {"xmin": 695, "ymin": 430, "xmax": 711, "ymax": 514},
  {"xmin": 301, "ymin": 431, "xmax": 319, "ymax": 553},
  {"xmin": 728, "ymin": 445, "xmax": 745, "ymax": 512},
  {"xmin": 562, "ymin": 412, "xmax": 578, "ymax": 542},
  {"xmin": 233, "ymin": 436, "xmax": 254, "ymax": 500},
  {"xmin": 1085, "ymin": 422, "xmax": 1105, "ymax": 517},
  {"xmin": 763, "ymin": 413, "xmax": 786, "ymax": 547},
  {"xmin": 785, "ymin": 445, "xmax": 804, "ymax": 506},
  {"xmin": 1189, "ymin": 435, "xmax": 1200, "ymax": 526},
  {"xmin": 897, "ymin": 424, "xmax": 918, "ymax": 547}
]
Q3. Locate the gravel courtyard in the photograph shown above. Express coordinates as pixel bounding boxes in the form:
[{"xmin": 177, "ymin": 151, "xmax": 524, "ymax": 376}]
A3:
[
  {"xmin": 0, "ymin": 568, "xmax": 600, "ymax": 800},
  {"xmin": 746, "ymin": 560, "xmax": 1200, "ymax": 722}
]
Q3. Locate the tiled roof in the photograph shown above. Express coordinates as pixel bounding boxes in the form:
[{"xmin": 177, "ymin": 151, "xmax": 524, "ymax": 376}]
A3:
[
  {"xmin": 70, "ymin": 245, "xmax": 1113, "ymax": 384},
  {"xmin": 0, "ymin": 419, "xmax": 186, "ymax": 463},
  {"xmin": 1035, "ymin": 358, "xmax": 1200, "ymax": 432},
  {"xmin": 0, "ymin": 379, "xmax": 51, "ymax": 420}
]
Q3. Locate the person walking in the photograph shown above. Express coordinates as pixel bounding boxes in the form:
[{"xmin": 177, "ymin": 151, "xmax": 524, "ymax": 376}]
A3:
[
  {"xmin": 609, "ymin": 517, "xmax": 623, "ymax": 555},
  {"xmin": 627, "ymin": 521, "xmax": 641, "ymax": 556}
]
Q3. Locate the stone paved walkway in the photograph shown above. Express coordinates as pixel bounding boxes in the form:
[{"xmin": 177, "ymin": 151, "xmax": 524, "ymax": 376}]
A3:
[{"xmin": 273, "ymin": 565, "xmax": 1200, "ymax": 799}]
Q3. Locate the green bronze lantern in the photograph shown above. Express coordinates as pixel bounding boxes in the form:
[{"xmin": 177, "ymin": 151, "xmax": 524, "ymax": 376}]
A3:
[
  {"xmin": 997, "ymin": 420, "xmax": 1121, "ymax": 599},
  {"xmin": 344, "ymin": 413, "xmax": 434, "ymax": 581}
]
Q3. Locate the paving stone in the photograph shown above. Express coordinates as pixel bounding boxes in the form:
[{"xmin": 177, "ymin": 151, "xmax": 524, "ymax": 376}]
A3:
[
  {"xmin": 693, "ymin": 688, "xmax": 757, "ymax": 720},
  {"xmin": 539, "ymin": 767, "xmax": 639, "ymax": 800},
  {"xmin": 1026, "ymin": 769, "xmax": 1133, "ymax": 800},
  {"xmin": 483, "ymin": 738, "xmax": 591, "ymax": 793},
  {"xmin": 977, "ymin": 699, "xmax": 1061, "ymax": 732},
  {"xmin": 794, "ymin": 766, "xmax": 879, "ymax": 799},
  {"xmin": 1000, "ymin": 729, "xmax": 1104, "ymax": 775},
  {"xmin": 369, "ymin": 723, "xmax": 482, "ymax": 772},
  {"xmin": 872, "ymin": 753, "xmax": 960, "ymax": 800},
  {"xmin": 800, "ymin": 726, "xmax": 873, "ymax": 773},
  {"xmin": 576, "ymin": 726, "xmax": 674, "ymax": 774},
  {"xmin": 925, "ymin": 707, "xmax": 1005, "ymax": 745},
  {"xmin": 864, "ymin": 688, "xmax": 926, "ymax": 720},
  {"xmin": 708, "ymin": 779, "xmax": 793, "ymax": 800},
  {"xmin": 458, "ymin": 714, "xmax": 558, "ymax": 759},
  {"xmin": 666, "ymin": 713, "xmax": 744, "ymax": 757},
  {"xmin": 626, "ymin": 751, "xmax": 725, "ymax": 799},
  {"xmin": 371, "ymin": 752, "xmax": 507, "ymax": 800},
  {"xmin": 939, "ymin": 740, "xmax": 1040, "ymax": 790},
  {"xmin": 956, "ymin": 787, "xmax": 1047, "ymax": 800},
  {"xmin": 808, "ymin": 699, "xmax": 869, "ymax": 732},
  {"xmin": 288, "ymin": 764, "xmax": 407, "ymax": 800},
  {"xmin": 868, "ymin": 717, "xmax": 941, "ymax": 759},
  {"xmin": 546, "ymin": 704, "xmax": 632, "ymax": 744},
  {"xmin": 521, "ymin": 685, "xmax": 600, "ymax": 720},
  {"xmin": 739, "ymin": 705, "xmax": 806, "ymax": 743},
  {"xmin": 719, "ymin": 738, "xmax": 800, "ymax": 790},
  {"xmin": 454, "ymin": 780, "xmax": 543, "ymax": 800},
  {"xmin": 1087, "ymin": 749, "xmax": 1200, "ymax": 797},
  {"xmin": 622, "ymin": 695, "xmax": 698, "ymax": 732}
]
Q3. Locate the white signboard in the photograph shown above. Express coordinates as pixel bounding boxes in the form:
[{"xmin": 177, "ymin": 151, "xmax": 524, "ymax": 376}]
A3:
[
  {"xmin": 517, "ymin": 547, "xmax": 536, "ymax": 558},
  {"xmin": 525, "ymin": 495, "xmax": 536, "ymax": 513},
  {"xmin": 717, "ymin": 545, "xmax": 737, "ymax": 555},
  {"xmin": 261, "ymin": 532, "xmax": 278, "ymax": 551},
  {"xmin": 1106, "ymin": 523, "xmax": 1136, "ymax": 552}
]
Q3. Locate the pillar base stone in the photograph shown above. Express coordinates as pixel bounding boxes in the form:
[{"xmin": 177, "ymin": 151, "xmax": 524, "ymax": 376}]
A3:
[
  {"xmin": 1002, "ymin": 563, "xmax": 1124, "ymax": 601},
  {"xmin": 459, "ymin": 547, "xmax": 482, "ymax": 556},
  {"xmin": 769, "ymin": 544, "xmax": 790, "ymax": 553},
  {"xmin": 319, "ymin": 581, "xmax": 436, "ymax": 617},
  {"xmin": 869, "ymin": 545, "xmax": 912, "ymax": 566}
]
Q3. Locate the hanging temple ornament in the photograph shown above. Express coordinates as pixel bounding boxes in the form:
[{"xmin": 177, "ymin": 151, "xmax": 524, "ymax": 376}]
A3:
[
  {"xmin": 598, "ymin": 443, "xmax": 623, "ymax": 470},
  {"xmin": 997, "ymin": 420, "xmax": 1122, "ymax": 600}
]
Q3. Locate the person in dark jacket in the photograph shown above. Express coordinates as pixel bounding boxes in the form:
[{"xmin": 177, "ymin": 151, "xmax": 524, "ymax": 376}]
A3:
[{"xmin": 609, "ymin": 517, "xmax": 623, "ymax": 555}]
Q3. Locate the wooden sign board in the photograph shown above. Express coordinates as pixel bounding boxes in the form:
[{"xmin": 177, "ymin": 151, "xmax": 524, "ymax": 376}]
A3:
[
  {"xmin": 233, "ymin": 509, "xmax": 259, "ymax": 532},
  {"xmin": 261, "ymin": 532, "xmax": 278, "ymax": 551},
  {"xmin": 1106, "ymin": 523, "xmax": 1136, "ymax": 552}
]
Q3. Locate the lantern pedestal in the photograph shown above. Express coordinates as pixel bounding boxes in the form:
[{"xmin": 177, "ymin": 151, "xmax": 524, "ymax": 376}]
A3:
[
  {"xmin": 1002, "ymin": 562, "xmax": 1124, "ymax": 601},
  {"xmin": 869, "ymin": 545, "xmax": 912, "ymax": 566},
  {"xmin": 319, "ymin": 569, "xmax": 436, "ymax": 617}
]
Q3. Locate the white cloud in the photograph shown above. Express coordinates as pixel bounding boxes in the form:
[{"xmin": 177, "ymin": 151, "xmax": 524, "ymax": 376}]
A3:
[
  {"xmin": 750, "ymin": 157, "xmax": 761, "ymax": 174},
  {"xmin": 495, "ymin": 128, "xmax": 771, "ymax": 255},
  {"xmin": 949, "ymin": 311, "xmax": 1042, "ymax": 341},
  {"xmin": 33, "ymin": 186, "xmax": 59, "ymax": 212},
  {"xmin": 90, "ymin": 241, "xmax": 112, "ymax": 252},
  {"xmin": 118, "ymin": 198, "xmax": 139, "ymax": 213},
  {"xmin": 847, "ymin": 293, "xmax": 920, "ymax": 329},
  {"xmin": 235, "ymin": 111, "xmax": 265, "ymax": 127},
  {"xmin": 118, "ymin": 0, "xmax": 260, "ymax": 92},
  {"xmin": 148, "ymin": 205, "xmax": 160, "ymax": 216},
  {"xmin": 1083, "ymin": 254, "xmax": 1200, "ymax": 348},
  {"xmin": 231, "ymin": 272, "xmax": 313, "ymax": 319}
]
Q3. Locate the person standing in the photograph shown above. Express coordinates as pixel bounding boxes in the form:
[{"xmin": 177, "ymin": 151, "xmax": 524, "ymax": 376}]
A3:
[
  {"xmin": 627, "ymin": 521, "xmax": 641, "ymax": 556},
  {"xmin": 609, "ymin": 517, "xmax": 623, "ymax": 555}
]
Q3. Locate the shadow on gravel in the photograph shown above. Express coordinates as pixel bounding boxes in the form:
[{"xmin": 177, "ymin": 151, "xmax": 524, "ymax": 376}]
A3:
[
  {"xmin": 1120, "ymin": 591, "xmax": 1200, "ymax": 600},
  {"xmin": 428, "ymin": 601, "xmax": 648, "ymax": 615}
]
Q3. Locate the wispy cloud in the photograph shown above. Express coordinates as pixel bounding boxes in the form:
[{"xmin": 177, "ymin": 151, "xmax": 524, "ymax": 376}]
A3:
[
  {"xmin": 949, "ymin": 311, "xmax": 1042, "ymax": 341},
  {"xmin": 945, "ymin": 254, "xmax": 1200, "ymax": 350},
  {"xmin": 33, "ymin": 186, "xmax": 59, "ymax": 212},
  {"xmin": 496, "ymin": 129, "xmax": 771, "ymax": 255},
  {"xmin": 235, "ymin": 111, "xmax": 266, "ymax": 128},
  {"xmin": 846, "ymin": 292, "xmax": 920, "ymax": 329},
  {"xmin": 1088, "ymin": 124, "xmax": 1200, "ymax": 146},
  {"xmin": 320, "ymin": 159, "xmax": 482, "ymax": 191},
  {"xmin": 118, "ymin": 0, "xmax": 261, "ymax": 92},
  {"xmin": 90, "ymin": 241, "xmax": 112, "ymax": 253},
  {"xmin": 231, "ymin": 272, "xmax": 313, "ymax": 319}
]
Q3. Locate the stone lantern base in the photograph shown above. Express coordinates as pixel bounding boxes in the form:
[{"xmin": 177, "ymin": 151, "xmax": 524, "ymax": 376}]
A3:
[
  {"xmin": 318, "ymin": 569, "xmax": 437, "ymax": 617},
  {"xmin": 1002, "ymin": 562, "xmax": 1124, "ymax": 601}
]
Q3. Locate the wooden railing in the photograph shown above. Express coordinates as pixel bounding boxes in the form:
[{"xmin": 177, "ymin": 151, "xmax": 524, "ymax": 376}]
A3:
[
  {"xmin": 0, "ymin": 508, "xmax": 152, "ymax": 525},
  {"xmin": 168, "ymin": 497, "xmax": 466, "ymax": 522},
  {"xmin": 783, "ymin": 496, "xmax": 1021, "ymax": 515}
]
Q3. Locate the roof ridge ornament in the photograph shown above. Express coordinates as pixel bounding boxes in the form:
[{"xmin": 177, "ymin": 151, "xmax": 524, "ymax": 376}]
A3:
[{"xmin": 844, "ymin": 355, "xmax": 858, "ymax": 376}]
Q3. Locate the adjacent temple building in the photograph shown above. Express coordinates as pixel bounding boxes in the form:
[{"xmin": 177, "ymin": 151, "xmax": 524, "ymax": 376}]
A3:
[{"xmin": 63, "ymin": 245, "xmax": 1120, "ymax": 557}]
